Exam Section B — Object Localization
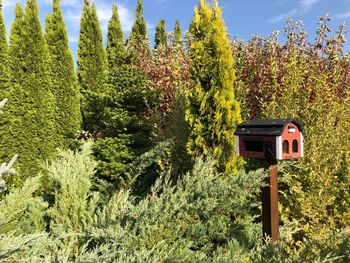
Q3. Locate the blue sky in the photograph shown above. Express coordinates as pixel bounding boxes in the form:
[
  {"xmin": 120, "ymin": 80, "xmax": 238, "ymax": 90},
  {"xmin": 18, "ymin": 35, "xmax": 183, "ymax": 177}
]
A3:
[{"xmin": 2, "ymin": 0, "xmax": 350, "ymax": 57}]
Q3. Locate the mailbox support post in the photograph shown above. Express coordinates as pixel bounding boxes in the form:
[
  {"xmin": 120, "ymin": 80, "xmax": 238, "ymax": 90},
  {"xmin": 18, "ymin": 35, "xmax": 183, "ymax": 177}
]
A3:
[{"xmin": 262, "ymin": 160, "xmax": 279, "ymax": 242}]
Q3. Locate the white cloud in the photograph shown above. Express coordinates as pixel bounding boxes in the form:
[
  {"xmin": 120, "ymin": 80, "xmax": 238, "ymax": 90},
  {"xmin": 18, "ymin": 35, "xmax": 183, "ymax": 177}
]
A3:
[
  {"xmin": 269, "ymin": 8, "xmax": 297, "ymax": 23},
  {"xmin": 65, "ymin": 9, "xmax": 81, "ymax": 22},
  {"xmin": 2, "ymin": 1, "xmax": 17, "ymax": 8},
  {"xmin": 299, "ymin": 0, "xmax": 321, "ymax": 13},
  {"xmin": 118, "ymin": 4, "xmax": 134, "ymax": 32},
  {"xmin": 95, "ymin": 2, "xmax": 134, "ymax": 34},
  {"xmin": 336, "ymin": 11, "xmax": 350, "ymax": 19}
]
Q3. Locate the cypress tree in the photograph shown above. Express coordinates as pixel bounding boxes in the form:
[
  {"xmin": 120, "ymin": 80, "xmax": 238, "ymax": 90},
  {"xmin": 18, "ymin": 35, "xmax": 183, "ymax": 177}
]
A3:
[
  {"xmin": 129, "ymin": 0, "xmax": 148, "ymax": 42},
  {"xmin": 154, "ymin": 18, "xmax": 167, "ymax": 49},
  {"xmin": 77, "ymin": 0, "xmax": 107, "ymax": 132},
  {"xmin": 173, "ymin": 20, "xmax": 183, "ymax": 48},
  {"xmin": 106, "ymin": 4, "xmax": 126, "ymax": 68},
  {"xmin": 0, "ymin": 0, "xmax": 7, "ymax": 93},
  {"xmin": 127, "ymin": 0, "xmax": 149, "ymax": 57},
  {"xmin": 186, "ymin": 0, "xmax": 242, "ymax": 173},
  {"xmin": 45, "ymin": 0, "xmax": 81, "ymax": 147},
  {"xmin": 2, "ymin": 0, "xmax": 56, "ymax": 181}
]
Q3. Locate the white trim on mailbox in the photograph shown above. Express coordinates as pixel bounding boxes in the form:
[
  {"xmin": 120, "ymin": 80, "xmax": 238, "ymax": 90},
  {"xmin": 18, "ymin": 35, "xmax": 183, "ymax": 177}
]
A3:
[
  {"xmin": 235, "ymin": 136, "xmax": 240, "ymax": 156},
  {"xmin": 300, "ymin": 133, "xmax": 304, "ymax": 157},
  {"xmin": 276, "ymin": 136, "xmax": 282, "ymax": 160}
]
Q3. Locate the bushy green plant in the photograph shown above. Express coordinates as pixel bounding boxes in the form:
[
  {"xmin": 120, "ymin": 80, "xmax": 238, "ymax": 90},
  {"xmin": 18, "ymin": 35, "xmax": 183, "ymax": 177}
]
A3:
[
  {"xmin": 232, "ymin": 18, "xmax": 350, "ymax": 239},
  {"xmin": 187, "ymin": 0, "xmax": 242, "ymax": 174},
  {"xmin": 45, "ymin": 142, "xmax": 99, "ymax": 238},
  {"xmin": 1, "ymin": 0, "xmax": 57, "ymax": 182}
]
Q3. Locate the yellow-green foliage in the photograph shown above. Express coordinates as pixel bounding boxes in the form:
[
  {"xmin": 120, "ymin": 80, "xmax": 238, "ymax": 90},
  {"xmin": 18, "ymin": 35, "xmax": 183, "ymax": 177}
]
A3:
[
  {"xmin": 233, "ymin": 19, "xmax": 350, "ymax": 239},
  {"xmin": 186, "ymin": 0, "xmax": 242, "ymax": 173}
]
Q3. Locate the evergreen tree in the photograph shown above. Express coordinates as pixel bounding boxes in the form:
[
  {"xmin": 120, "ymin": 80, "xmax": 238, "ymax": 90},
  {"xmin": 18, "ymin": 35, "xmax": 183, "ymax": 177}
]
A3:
[
  {"xmin": 0, "ymin": 0, "xmax": 7, "ymax": 93},
  {"xmin": 127, "ymin": 0, "xmax": 149, "ymax": 57},
  {"xmin": 106, "ymin": 4, "xmax": 126, "ymax": 68},
  {"xmin": 45, "ymin": 0, "xmax": 81, "ymax": 147},
  {"xmin": 154, "ymin": 18, "xmax": 167, "ymax": 49},
  {"xmin": 1, "ymin": 0, "xmax": 56, "ymax": 181},
  {"xmin": 186, "ymin": 0, "xmax": 242, "ymax": 173},
  {"xmin": 91, "ymin": 1, "xmax": 156, "ymax": 182},
  {"xmin": 77, "ymin": 0, "xmax": 107, "ymax": 132},
  {"xmin": 129, "ymin": 0, "xmax": 148, "ymax": 43},
  {"xmin": 173, "ymin": 20, "xmax": 183, "ymax": 48}
]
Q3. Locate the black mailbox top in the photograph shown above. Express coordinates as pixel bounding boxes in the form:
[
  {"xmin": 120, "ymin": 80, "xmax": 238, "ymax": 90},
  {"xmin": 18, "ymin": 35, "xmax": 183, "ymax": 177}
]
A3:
[{"xmin": 234, "ymin": 119, "xmax": 303, "ymax": 136}]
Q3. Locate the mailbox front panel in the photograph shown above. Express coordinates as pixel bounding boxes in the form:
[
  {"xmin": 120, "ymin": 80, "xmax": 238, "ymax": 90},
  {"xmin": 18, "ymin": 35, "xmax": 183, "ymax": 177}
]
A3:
[
  {"xmin": 237, "ymin": 136, "xmax": 277, "ymax": 159},
  {"xmin": 281, "ymin": 123, "xmax": 302, "ymax": 159}
]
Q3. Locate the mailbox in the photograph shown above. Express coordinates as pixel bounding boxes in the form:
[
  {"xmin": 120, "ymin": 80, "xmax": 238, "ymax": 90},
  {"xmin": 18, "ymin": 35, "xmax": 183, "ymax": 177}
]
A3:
[{"xmin": 234, "ymin": 119, "xmax": 303, "ymax": 160}]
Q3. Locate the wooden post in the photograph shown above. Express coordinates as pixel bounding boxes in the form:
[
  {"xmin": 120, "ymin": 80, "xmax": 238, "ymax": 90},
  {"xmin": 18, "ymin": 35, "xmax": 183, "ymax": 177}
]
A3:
[{"xmin": 262, "ymin": 160, "xmax": 279, "ymax": 242}]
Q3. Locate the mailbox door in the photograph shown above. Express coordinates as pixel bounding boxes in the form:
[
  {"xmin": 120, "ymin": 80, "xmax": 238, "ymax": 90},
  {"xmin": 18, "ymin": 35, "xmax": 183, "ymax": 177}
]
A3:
[{"xmin": 264, "ymin": 142, "xmax": 275, "ymax": 160}]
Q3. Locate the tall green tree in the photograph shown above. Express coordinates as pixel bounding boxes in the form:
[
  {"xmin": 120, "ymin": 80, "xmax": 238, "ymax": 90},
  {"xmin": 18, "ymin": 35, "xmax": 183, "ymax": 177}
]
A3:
[
  {"xmin": 93, "ymin": 2, "xmax": 156, "ymax": 183},
  {"xmin": 127, "ymin": 0, "xmax": 149, "ymax": 58},
  {"xmin": 186, "ymin": 0, "xmax": 242, "ymax": 173},
  {"xmin": 0, "ymin": 0, "xmax": 7, "ymax": 93},
  {"xmin": 154, "ymin": 18, "xmax": 167, "ymax": 49},
  {"xmin": 1, "ymin": 0, "xmax": 56, "ymax": 181},
  {"xmin": 173, "ymin": 20, "xmax": 183, "ymax": 48},
  {"xmin": 45, "ymin": 0, "xmax": 81, "ymax": 147},
  {"xmin": 106, "ymin": 4, "xmax": 126, "ymax": 68},
  {"xmin": 77, "ymin": 0, "xmax": 107, "ymax": 132}
]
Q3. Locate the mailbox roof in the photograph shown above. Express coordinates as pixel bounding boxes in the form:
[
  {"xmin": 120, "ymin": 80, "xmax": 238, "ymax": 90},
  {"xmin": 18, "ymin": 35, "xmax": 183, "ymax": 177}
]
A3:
[{"xmin": 234, "ymin": 119, "xmax": 303, "ymax": 136}]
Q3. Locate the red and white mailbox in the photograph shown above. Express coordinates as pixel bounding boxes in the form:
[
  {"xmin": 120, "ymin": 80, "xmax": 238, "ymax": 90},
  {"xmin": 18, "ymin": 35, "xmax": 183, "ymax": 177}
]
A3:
[{"xmin": 234, "ymin": 119, "xmax": 303, "ymax": 160}]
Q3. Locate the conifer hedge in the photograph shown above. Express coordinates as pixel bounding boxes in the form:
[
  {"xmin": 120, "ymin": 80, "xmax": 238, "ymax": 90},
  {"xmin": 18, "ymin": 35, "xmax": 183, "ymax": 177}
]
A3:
[
  {"xmin": 45, "ymin": 0, "xmax": 81, "ymax": 147},
  {"xmin": 1, "ymin": 0, "xmax": 57, "ymax": 181},
  {"xmin": 0, "ymin": 1, "xmax": 7, "ymax": 94},
  {"xmin": 77, "ymin": 0, "xmax": 107, "ymax": 133}
]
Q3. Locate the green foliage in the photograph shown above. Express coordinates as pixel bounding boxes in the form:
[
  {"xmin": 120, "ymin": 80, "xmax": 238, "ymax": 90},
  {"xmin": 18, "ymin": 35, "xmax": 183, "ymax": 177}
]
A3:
[
  {"xmin": 1, "ymin": 142, "xmax": 350, "ymax": 262},
  {"xmin": 127, "ymin": 0, "xmax": 150, "ymax": 62},
  {"xmin": 45, "ymin": 0, "xmax": 82, "ymax": 147},
  {"xmin": 106, "ymin": 4, "xmax": 126, "ymax": 68},
  {"xmin": 233, "ymin": 18, "xmax": 350, "ymax": 239},
  {"xmin": 93, "ymin": 136, "xmax": 135, "ymax": 181},
  {"xmin": 154, "ymin": 18, "xmax": 167, "ymax": 49},
  {"xmin": 0, "ymin": 176, "xmax": 47, "ymax": 235},
  {"xmin": 128, "ymin": 0, "xmax": 148, "ymax": 48},
  {"xmin": 77, "ymin": 0, "xmax": 107, "ymax": 132},
  {"xmin": 173, "ymin": 20, "xmax": 183, "ymax": 48},
  {"xmin": 45, "ymin": 142, "xmax": 99, "ymax": 237},
  {"xmin": 99, "ymin": 63, "xmax": 158, "ymax": 179},
  {"xmin": 1, "ymin": 0, "xmax": 57, "ymax": 182},
  {"xmin": 0, "ymin": 1, "xmax": 7, "ymax": 93},
  {"xmin": 252, "ymin": 230, "xmax": 350, "ymax": 262},
  {"xmin": 187, "ymin": 0, "xmax": 242, "ymax": 174},
  {"xmin": 0, "ymin": 146, "xmax": 266, "ymax": 261}
]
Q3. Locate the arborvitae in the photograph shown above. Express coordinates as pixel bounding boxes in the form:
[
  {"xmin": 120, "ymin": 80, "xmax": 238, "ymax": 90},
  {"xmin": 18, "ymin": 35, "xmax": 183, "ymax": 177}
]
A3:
[
  {"xmin": 186, "ymin": 0, "xmax": 242, "ymax": 173},
  {"xmin": 0, "ymin": 0, "xmax": 7, "ymax": 93},
  {"xmin": 173, "ymin": 20, "xmax": 183, "ymax": 48},
  {"xmin": 129, "ymin": 0, "xmax": 148, "ymax": 43},
  {"xmin": 77, "ymin": 0, "xmax": 107, "ymax": 132},
  {"xmin": 45, "ymin": 0, "xmax": 81, "ymax": 147},
  {"xmin": 154, "ymin": 18, "xmax": 167, "ymax": 49},
  {"xmin": 106, "ymin": 4, "xmax": 126, "ymax": 68},
  {"xmin": 127, "ymin": 0, "xmax": 149, "ymax": 57},
  {"xmin": 2, "ymin": 1, "xmax": 56, "ymax": 181}
]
